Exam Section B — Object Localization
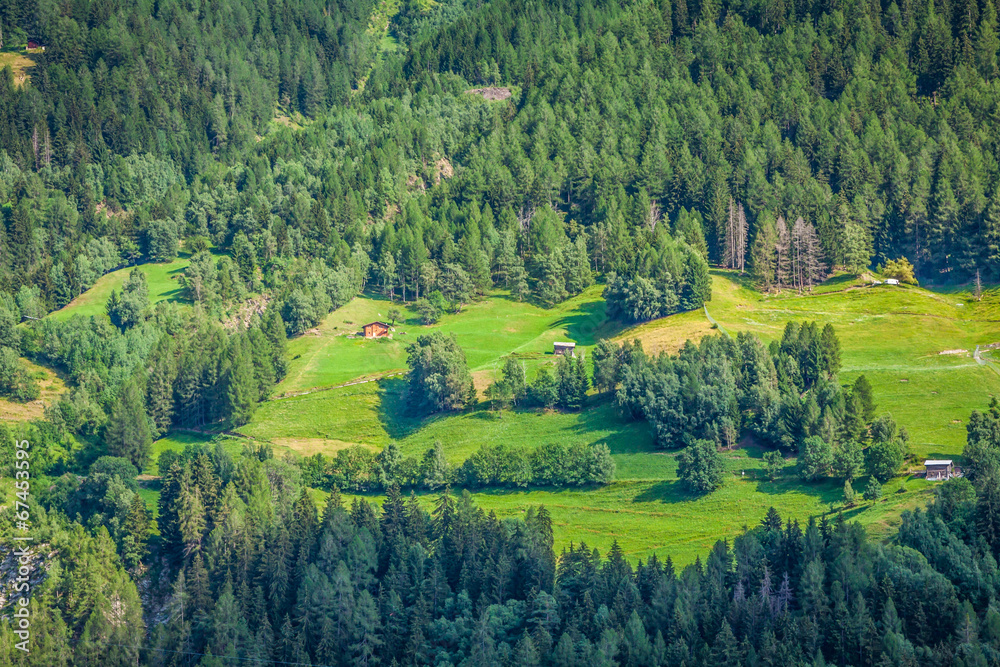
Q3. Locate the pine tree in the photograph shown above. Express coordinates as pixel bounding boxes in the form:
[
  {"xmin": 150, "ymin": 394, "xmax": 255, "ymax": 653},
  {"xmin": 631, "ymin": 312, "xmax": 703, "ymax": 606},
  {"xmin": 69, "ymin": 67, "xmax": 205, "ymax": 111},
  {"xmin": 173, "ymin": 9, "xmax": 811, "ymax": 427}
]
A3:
[
  {"xmin": 225, "ymin": 339, "xmax": 258, "ymax": 426},
  {"xmin": 122, "ymin": 493, "xmax": 150, "ymax": 569},
  {"xmin": 178, "ymin": 467, "xmax": 207, "ymax": 557},
  {"xmin": 751, "ymin": 216, "xmax": 778, "ymax": 290},
  {"xmin": 105, "ymin": 379, "xmax": 152, "ymax": 470},
  {"xmin": 978, "ymin": 0, "xmax": 1000, "ymax": 79}
]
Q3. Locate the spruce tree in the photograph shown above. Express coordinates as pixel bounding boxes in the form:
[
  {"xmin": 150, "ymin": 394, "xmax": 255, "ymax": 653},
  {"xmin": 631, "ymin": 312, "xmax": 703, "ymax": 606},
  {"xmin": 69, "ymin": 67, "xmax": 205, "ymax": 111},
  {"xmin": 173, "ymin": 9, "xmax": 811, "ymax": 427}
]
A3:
[
  {"xmin": 105, "ymin": 379, "xmax": 152, "ymax": 470},
  {"xmin": 225, "ymin": 339, "xmax": 258, "ymax": 426}
]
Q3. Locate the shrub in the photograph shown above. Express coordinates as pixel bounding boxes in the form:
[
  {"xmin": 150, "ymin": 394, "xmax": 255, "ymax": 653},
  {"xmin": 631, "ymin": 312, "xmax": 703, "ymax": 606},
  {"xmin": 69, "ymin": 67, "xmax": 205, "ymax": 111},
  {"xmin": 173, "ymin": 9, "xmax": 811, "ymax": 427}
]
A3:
[
  {"xmin": 863, "ymin": 478, "xmax": 883, "ymax": 501},
  {"xmin": 677, "ymin": 439, "xmax": 725, "ymax": 494},
  {"xmin": 843, "ymin": 480, "xmax": 857, "ymax": 506}
]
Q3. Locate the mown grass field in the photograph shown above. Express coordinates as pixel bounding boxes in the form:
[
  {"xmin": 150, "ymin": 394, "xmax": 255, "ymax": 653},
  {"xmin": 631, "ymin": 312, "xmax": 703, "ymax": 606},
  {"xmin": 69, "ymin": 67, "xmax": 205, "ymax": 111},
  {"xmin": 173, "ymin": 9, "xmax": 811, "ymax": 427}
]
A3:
[
  {"xmin": 46, "ymin": 257, "xmax": 190, "ymax": 321},
  {"xmin": 334, "ymin": 459, "xmax": 933, "ymax": 565},
  {"xmin": 621, "ymin": 271, "xmax": 1000, "ymax": 460},
  {"xmin": 277, "ymin": 284, "xmax": 615, "ymax": 395},
  {"xmin": 234, "ymin": 270, "xmax": 1000, "ymax": 563}
]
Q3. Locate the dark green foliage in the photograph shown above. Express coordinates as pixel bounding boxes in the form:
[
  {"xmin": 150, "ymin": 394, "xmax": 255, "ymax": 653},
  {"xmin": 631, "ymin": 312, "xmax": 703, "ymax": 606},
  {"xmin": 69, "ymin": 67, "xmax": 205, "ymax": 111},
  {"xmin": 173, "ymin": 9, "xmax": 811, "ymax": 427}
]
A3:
[
  {"xmin": 556, "ymin": 353, "xmax": 589, "ymax": 410},
  {"xmin": 20, "ymin": 432, "xmax": 1000, "ymax": 666},
  {"xmin": 798, "ymin": 436, "xmax": 832, "ymax": 481},
  {"xmin": 104, "ymin": 379, "xmax": 152, "ymax": 470},
  {"xmin": 864, "ymin": 477, "xmax": 884, "ymax": 501},
  {"xmin": 833, "ymin": 440, "xmax": 865, "ymax": 481},
  {"xmin": 459, "ymin": 442, "xmax": 615, "ymax": 488},
  {"xmin": 677, "ymin": 439, "xmax": 725, "ymax": 494},
  {"xmin": 618, "ymin": 323, "xmax": 853, "ymax": 451},
  {"xmin": 486, "ymin": 355, "xmax": 528, "ymax": 412},
  {"xmin": 406, "ymin": 332, "xmax": 475, "ymax": 414},
  {"xmin": 866, "ymin": 439, "xmax": 905, "ymax": 483},
  {"xmin": 0, "ymin": 345, "xmax": 39, "ymax": 401}
]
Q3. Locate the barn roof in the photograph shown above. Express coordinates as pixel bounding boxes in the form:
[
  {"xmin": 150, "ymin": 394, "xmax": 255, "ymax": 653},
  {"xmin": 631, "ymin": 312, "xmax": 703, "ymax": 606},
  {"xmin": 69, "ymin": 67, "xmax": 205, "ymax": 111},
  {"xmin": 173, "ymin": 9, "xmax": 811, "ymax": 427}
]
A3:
[
  {"xmin": 924, "ymin": 460, "xmax": 953, "ymax": 466},
  {"xmin": 363, "ymin": 321, "xmax": 389, "ymax": 327},
  {"xmin": 553, "ymin": 341, "xmax": 576, "ymax": 347}
]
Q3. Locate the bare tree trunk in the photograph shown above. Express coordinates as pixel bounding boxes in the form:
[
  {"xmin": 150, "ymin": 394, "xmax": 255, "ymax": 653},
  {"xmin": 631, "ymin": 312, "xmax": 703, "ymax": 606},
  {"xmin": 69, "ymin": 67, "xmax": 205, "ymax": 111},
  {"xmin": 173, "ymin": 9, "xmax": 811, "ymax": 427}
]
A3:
[
  {"xmin": 32, "ymin": 126, "xmax": 39, "ymax": 171},
  {"xmin": 737, "ymin": 202, "xmax": 748, "ymax": 273}
]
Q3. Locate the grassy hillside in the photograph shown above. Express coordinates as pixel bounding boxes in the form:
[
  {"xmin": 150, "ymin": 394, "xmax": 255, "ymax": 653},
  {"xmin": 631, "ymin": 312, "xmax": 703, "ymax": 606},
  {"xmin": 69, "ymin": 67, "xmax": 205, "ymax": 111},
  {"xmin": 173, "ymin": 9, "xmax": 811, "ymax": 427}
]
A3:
[
  {"xmin": 277, "ymin": 284, "xmax": 616, "ymax": 395},
  {"xmin": 46, "ymin": 257, "xmax": 191, "ymax": 322},
  {"xmin": 228, "ymin": 271, "xmax": 1000, "ymax": 563},
  {"xmin": 622, "ymin": 271, "xmax": 1000, "ymax": 460}
]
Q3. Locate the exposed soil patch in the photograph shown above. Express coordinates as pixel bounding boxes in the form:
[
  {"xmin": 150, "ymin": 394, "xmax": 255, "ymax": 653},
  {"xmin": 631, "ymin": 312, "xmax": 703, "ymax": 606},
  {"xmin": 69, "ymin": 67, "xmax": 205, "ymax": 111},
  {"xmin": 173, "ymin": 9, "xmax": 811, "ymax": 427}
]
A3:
[
  {"xmin": 434, "ymin": 157, "xmax": 454, "ymax": 184},
  {"xmin": 223, "ymin": 295, "xmax": 271, "ymax": 330},
  {"xmin": 95, "ymin": 200, "xmax": 127, "ymax": 219},
  {"xmin": 466, "ymin": 87, "xmax": 512, "ymax": 101}
]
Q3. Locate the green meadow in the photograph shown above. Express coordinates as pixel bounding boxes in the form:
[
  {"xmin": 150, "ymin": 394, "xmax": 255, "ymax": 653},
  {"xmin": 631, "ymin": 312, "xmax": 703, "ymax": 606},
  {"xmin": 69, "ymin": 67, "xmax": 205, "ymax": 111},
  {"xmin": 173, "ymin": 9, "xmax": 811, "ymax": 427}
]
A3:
[
  {"xmin": 51, "ymin": 261, "xmax": 997, "ymax": 562},
  {"xmin": 231, "ymin": 271, "xmax": 1000, "ymax": 562},
  {"xmin": 623, "ymin": 271, "xmax": 1000, "ymax": 460},
  {"xmin": 277, "ymin": 284, "xmax": 615, "ymax": 395},
  {"xmin": 46, "ymin": 256, "xmax": 191, "ymax": 321}
]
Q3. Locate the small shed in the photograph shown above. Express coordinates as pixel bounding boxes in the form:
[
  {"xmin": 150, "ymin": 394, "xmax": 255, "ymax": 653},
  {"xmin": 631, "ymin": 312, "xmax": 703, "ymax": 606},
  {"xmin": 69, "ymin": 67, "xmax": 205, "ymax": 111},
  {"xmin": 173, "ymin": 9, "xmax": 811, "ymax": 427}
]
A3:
[
  {"xmin": 553, "ymin": 342, "xmax": 576, "ymax": 357},
  {"xmin": 885, "ymin": 278, "xmax": 900, "ymax": 285},
  {"xmin": 363, "ymin": 321, "xmax": 390, "ymax": 339},
  {"xmin": 26, "ymin": 40, "xmax": 43, "ymax": 50},
  {"xmin": 924, "ymin": 459, "xmax": 955, "ymax": 481}
]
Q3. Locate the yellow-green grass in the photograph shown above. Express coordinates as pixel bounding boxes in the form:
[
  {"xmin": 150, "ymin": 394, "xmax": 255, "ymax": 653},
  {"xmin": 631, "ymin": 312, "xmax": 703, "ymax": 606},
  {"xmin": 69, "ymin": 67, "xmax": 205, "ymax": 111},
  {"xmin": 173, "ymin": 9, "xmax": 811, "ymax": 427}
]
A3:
[
  {"xmin": 233, "ymin": 270, "xmax": 1000, "ymax": 563},
  {"xmin": 0, "ymin": 51, "xmax": 36, "ymax": 87},
  {"xmin": 617, "ymin": 271, "xmax": 1000, "ymax": 461},
  {"xmin": 47, "ymin": 258, "xmax": 191, "ymax": 322},
  {"xmin": 137, "ymin": 488, "xmax": 161, "ymax": 528},
  {"xmin": 0, "ymin": 358, "xmax": 66, "ymax": 421},
  {"xmin": 242, "ymin": 380, "xmax": 661, "ymax": 471},
  {"xmin": 333, "ymin": 452, "xmax": 931, "ymax": 566},
  {"xmin": 143, "ymin": 432, "xmax": 246, "ymax": 476},
  {"xmin": 277, "ymin": 285, "xmax": 617, "ymax": 395}
]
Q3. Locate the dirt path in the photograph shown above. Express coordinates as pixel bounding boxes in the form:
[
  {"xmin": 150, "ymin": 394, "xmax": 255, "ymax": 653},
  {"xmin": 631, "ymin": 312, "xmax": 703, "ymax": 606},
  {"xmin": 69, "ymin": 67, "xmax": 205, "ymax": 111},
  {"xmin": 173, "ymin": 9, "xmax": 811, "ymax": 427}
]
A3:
[{"xmin": 269, "ymin": 370, "xmax": 406, "ymax": 401}]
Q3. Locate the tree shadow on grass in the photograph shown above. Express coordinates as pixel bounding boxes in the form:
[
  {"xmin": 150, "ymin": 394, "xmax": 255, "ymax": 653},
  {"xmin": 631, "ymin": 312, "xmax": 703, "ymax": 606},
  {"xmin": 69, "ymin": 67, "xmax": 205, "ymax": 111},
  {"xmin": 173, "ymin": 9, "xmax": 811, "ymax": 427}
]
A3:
[
  {"xmin": 752, "ymin": 476, "xmax": 844, "ymax": 505},
  {"xmin": 549, "ymin": 298, "xmax": 623, "ymax": 346},
  {"xmin": 632, "ymin": 480, "xmax": 703, "ymax": 504},
  {"xmin": 377, "ymin": 377, "xmax": 425, "ymax": 440},
  {"xmin": 377, "ymin": 377, "xmax": 490, "ymax": 441},
  {"xmin": 561, "ymin": 400, "xmax": 657, "ymax": 455}
]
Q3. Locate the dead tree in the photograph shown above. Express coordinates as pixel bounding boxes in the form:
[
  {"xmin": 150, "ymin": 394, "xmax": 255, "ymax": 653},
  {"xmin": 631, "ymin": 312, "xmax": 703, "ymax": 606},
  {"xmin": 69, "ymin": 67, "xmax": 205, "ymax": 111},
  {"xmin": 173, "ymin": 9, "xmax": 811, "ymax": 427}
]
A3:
[
  {"xmin": 775, "ymin": 216, "xmax": 790, "ymax": 289},
  {"xmin": 736, "ymin": 202, "xmax": 748, "ymax": 273},
  {"xmin": 723, "ymin": 198, "xmax": 749, "ymax": 272},
  {"xmin": 647, "ymin": 201, "xmax": 662, "ymax": 232}
]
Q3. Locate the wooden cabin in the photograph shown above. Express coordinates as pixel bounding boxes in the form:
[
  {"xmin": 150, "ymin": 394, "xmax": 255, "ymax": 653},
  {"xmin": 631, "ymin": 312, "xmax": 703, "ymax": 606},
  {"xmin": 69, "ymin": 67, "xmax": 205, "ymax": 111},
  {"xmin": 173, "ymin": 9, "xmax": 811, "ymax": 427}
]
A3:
[
  {"xmin": 363, "ymin": 321, "xmax": 390, "ymax": 339},
  {"xmin": 924, "ymin": 460, "xmax": 955, "ymax": 481},
  {"xmin": 553, "ymin": 342, "xmax": 576, "ymax": 357}
]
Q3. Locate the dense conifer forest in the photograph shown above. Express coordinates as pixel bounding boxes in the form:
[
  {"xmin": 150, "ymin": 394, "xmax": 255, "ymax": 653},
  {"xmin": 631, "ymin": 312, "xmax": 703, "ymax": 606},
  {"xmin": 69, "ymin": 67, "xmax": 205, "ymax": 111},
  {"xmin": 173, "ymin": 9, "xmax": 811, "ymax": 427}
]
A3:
[{"xmin": 5, "ymin": 0, "xmax": 1000, "ymax": 663}]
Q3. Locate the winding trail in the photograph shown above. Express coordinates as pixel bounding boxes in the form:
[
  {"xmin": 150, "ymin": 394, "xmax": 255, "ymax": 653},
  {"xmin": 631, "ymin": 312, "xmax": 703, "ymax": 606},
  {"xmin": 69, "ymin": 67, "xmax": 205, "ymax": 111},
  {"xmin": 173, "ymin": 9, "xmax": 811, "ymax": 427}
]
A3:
[{"xmin": 268, "ymin": 370, "xmax": 407, "ymax": 402}]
